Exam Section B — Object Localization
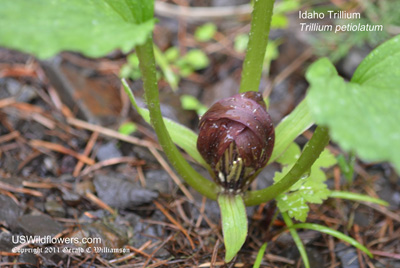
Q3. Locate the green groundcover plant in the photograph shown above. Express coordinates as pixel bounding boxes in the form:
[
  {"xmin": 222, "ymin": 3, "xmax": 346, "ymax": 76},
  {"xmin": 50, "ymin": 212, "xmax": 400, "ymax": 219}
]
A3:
[{"xmin": 1, "ymin": 0, "xmax": 399, "ymax": 265}]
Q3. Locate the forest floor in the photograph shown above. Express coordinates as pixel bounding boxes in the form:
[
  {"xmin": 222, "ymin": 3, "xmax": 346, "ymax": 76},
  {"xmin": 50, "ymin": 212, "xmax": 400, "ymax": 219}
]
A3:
[{"xmin": 0, "ymin": 1, "xmax": 400, "ymax": 267}]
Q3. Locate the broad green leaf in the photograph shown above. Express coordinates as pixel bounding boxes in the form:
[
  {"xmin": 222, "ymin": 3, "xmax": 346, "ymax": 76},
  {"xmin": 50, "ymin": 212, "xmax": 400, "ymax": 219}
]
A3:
[
  {"xmin": 218, "ymin": 194, "xmax": 248, "ymax": 262},
  {"xmin": 290, "ymin": 223, "xmax": 373, "ymax": 258},
  {"xmin": 121, "ymin": 79, "xmax": 209, "ymax": 169},
  {"xmin": 306, "ymin": 35, "xmax": 400, "ymax": 173},
  {"xmin": 0, "ymin": 0, "xmax": 155, "ymax": 59},
  {"xmin": 270, "ymin": 99, "xmax": 314, "ymax": 163},
  {"xmin": 275, "ymin": 149, "xmax": 336, "ymax": 221},
  {"xmin": 276, "ymin": 142, "xmax": 301, "ymax": 165}
]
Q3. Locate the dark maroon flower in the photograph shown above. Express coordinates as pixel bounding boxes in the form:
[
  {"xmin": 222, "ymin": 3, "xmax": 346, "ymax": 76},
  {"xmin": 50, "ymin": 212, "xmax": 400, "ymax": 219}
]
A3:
[{"xmin": 197, "ymin": 92, "xmax": 275, "ymax": 193}]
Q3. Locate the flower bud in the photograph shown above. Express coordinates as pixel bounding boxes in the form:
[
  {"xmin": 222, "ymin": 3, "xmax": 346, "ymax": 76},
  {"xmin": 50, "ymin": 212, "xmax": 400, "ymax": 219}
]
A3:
[{"xmin": 197, "ymin": 92, "xmax": 274, "ymax": 193}]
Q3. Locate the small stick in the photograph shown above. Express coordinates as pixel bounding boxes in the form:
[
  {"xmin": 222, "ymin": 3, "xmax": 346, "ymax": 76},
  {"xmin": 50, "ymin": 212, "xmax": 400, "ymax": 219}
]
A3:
[
  {"xmin": 0, "ymin": 131, "xmax": 20, "ymax": 144},
  {"xmin": 29, "ymin": 139, "xmax": 95, "ymax": 165},
  {"xmin": 153, "ymin": 200, "xmax": 195, "ymax": 249},
  {"xmin": 79, "ymin": 156, "xmax": 145, "ymax": 177},
  {"xmin": 0, "ymin": 181, "xmax": 43, "ymax": 197},
  {"xmin": 85, "ymin": 192, "xmax": 116, "ymax": 215},
  {"xmin": 210, "ymin": 239, "xmax": 220, "ymax": 268},
  {"xmin": 67, "ymin": 117, "xmax": 157, "ymax": 149},
  {"xmin": 0, "ymin": 97, "xmax": 15, "ymax": 108},
  {"xmin": 136, "ymin": 166, "xmax": 146, "ymax": 187},
  {"xmin": 149, "ymin": 147, "xmax": 194, "ymax": 202},
  {"xmin": 73, "ymin": 131, "xmax": 99, "ymax": 177}
]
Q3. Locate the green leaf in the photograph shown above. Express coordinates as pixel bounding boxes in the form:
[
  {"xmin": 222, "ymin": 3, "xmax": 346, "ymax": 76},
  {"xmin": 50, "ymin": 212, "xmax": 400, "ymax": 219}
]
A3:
[
  {"xmin": 154, "ymin": 45, "xmax": 179, "ymax": 91},
  {"xmin": 121, "ymin": 79, "xmax": 210, "ymax": 169},
  {"xmin": 271, "ymin": 14, "xmax": 288, "ymax": 29},
  {"xmin": 290, "ymin": 223, "xmax": 373, "ymax": 258},
  {"xmin": 253, "ymin": 242, "xmax": 267, "ymax": 268},
  {"xmin": 275, "ymin": 149, "xmax": 336, "ymax": 222},
  {"xmin": 306, "ymin": 35, "xmax": 400, "ymax": 173},
  {"xmin": 180, "ymin": 95, "xmax": 208, "ymax": 116},
  {"xmin": 270, "ymin": 99, "xmax": 314, "ymax": 163},
  {"xmin": 282, "ymin": 212, "xmax": 310, "ymax": 268},
  {"xmin": 218, "ymin": 194, "xmax": 248, "ymax": 262},
  {"xmin": 337, "ymin": 154, "xmax": 356, "ymax": 183},
  {"xmin": 234, "ymin": 34, "xmax": 249, "ymax": 53},
  {"xmin": 329, "ymin": 191, "xmax": 389, "ymax": 206},
  {"xmin": 118, "ymin": 121, "xmax": 137, "ymax": 136},
  {"xmin": 164, "ymin": 47, "xmax": 179, "ymax": 62},
  {"xmin": 195, "ymin": 23, "xmax": 217, "ymax": 42},
  {"xmin": 276, "ymin": 142, "xmax": 301, "ymax": 165},
  {"xmin": 183, "ymin": 49, "xmax": 210, "ymax": 70},
  {"xmin": 0, "ymin": 0, "xmax": 155, "ymax": 59}
]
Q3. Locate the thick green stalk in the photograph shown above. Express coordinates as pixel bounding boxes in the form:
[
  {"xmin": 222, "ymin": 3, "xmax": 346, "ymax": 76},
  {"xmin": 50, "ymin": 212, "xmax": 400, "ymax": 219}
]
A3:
[
  {"xmin": 239, "ymin": 0, "xmax": 275, "ymax": 93},
  {"xmin": 135, "ymin": 37, "xmax": 219, "ymax": 200},
  {"xmin": 244, "ymin": 126, "xmax": 330, "ymax": 206}
]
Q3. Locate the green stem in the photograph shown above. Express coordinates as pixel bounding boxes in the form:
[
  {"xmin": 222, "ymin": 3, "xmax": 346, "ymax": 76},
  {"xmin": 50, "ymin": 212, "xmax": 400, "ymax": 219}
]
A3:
[
  {"xmin": 244, "ymin": 126, "xmax": 330, "ymax": 206},
  {"xmin": 135, "ymin": 37, "xmax": 219, "ymax": 200},
  {"xmin": 239, "ymin": 0, "xmax": 275, "ymax": 93}
]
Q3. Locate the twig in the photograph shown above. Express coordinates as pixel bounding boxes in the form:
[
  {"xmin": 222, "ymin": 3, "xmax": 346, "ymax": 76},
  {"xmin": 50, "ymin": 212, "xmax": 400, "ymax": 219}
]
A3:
[
  {"xmin": 149, "ymin": 147, "xmax": 194, "ymax": 202},
  {"xmin": 67, "ymin": 117, "xmax": 157, "ymax": 149},
  {"xmin": 73, "ymin": 131, "xmax": 99, "ymax": 177},
  {"xmin": 0, "ymin": 97, "xmax": 16, "ymax": 109},
  {"xmin": 85, "ymin": 192, "xmax": 116, "ymax": 215},
  {"xmin": 368, "ymin": 203, "xmax": 400, "ymax": 223},
  {"xmin": 142, "ymin": 235, "xmax": 173, "ymax": 268},
  {"xmin": 210, "ymin": 239, "xmax": 220, "ymax": 268},
  {"xmin": 0, "ymin": 131, "xmax": 20, "ymax": 144},
  {"xmin": 79, "ymin": 156, "xmax": 145, "ymax": 177},
  {"xmin": 29, "ymin": 139, "xmax": 95, "ymax": 165},
  {"xmin": 0, "ymin": 181, "xmax": 43, "ymax": 197},
  {"xmin": 136, "ymin": 166, "xmax": 146, "ymax": 187},
  {"xmin": 153, "ymin": 200, "xmax": 195, "ymax": 250},
  {"xmin": 17, "ymin": 151, "xmax": 42, "ymax": 172},
  {"xmin": 263, "ymin": 47, "xmax": 313, "ymax": 98},
  {"xmin": 155, "ymin": 2, "xmax": 251, "ymax": 21},
  {"xmin": 369, "ymin": 250, "xmax": 400, "ymax": 260}
]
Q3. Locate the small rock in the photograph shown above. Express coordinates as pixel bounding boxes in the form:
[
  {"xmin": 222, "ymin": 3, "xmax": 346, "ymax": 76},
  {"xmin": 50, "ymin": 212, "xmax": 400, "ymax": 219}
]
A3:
[
  {"xmin": 96, "ymin": 141, "xmax": 122, "ymax": 162},
  {"xmin": 67, "ymin": 220, "xmax": 128, "ymax": 259},
  {"xmin": 0, "ymin": 232, "xmax": 15, "ymax": 252},
  {"xmin": 0, "ymin": 195, "xmax": 23, "ymax": 230},
  {"xmin": 3, "ymin": 154, "xmax": 19, "ymax": 174},
  {"xmin": 75, "ymin": 180, "xmax": 95, "ymax": 196},
  {"xmin": 94, "ymin": 174, "xmax": 158, "ymax": 209},
  {"xmin": 336, "ymin": 242, "xmax": 360, "ymax": 268},
  {"xmin": 45, "ymin": 200, "xmax": 66, "ymax": 218},
  {"xmin": 145, "ymin": 170, "xmax": 171, "ymax": 194},
  {"xmin": 18, "ymin": 252, "xmax": 38, "ymax": 267},
  {"xmin": 61, "ymin": 190, "xmax": 81, "ymax": 206},
  {"xmin": 6, "ymin": 78, "xmax": 37, "ymax": 103},
  {"xmin": 79, "ymin": 210, "xmax": 107, "ymax": 222},
  {"xmin": 17, "ymin": 214, "xmax": 64, "ymax": 237},
  {"xmin": 124, "ymin": 212, "xmax": 170, "ymax": 258}
]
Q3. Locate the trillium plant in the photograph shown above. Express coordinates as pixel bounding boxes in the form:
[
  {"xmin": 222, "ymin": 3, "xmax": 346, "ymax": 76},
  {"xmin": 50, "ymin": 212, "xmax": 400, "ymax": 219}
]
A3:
[{"xmin": 1, "ymin": 0, "xmax": 399, "ymax": 265}]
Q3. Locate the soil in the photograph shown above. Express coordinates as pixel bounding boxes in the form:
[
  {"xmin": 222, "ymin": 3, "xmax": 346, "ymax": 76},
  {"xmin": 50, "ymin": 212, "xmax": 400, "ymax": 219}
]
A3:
[{"xmin": 0, "ymin": 1, "xmax": 399, "ymax": 267}]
